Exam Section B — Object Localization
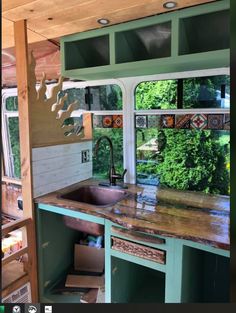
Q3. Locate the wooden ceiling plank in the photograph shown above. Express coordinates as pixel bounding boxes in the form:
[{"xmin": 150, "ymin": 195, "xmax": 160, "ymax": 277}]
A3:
[
  {"xmin": 2, "ymin": 0, "xmax": 216, "ymax": 48},
  {"xmin": 2, "ymin": 0, "xmax": 36, "ymax": 12},
  {"xmin": 26, "ymin": 0, "xmax": 159, "ymax": 31},
  {"xmin": 2, "ymin": 17, "xmax": 46, "ymax": 49},
  {"xmin": 3, "ymin": 0, "xmax": 96, "ymax": 21},
  {"xmin": 38, "ymin": 0, "xmax": 215, "ymax": 39}
]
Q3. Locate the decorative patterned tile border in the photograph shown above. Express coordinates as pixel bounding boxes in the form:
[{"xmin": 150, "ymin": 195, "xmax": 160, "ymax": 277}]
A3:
[
  {"xmin": 224, "ymin": 113, "xmax": 230, "ymax": 130},
  {"xmin": 102, "ymin": 115, "xmax": 113, "ymax": 128},
  {"xmin": 207, "ymin": 114, "xmax": 224, "ymax": 130},
  {"xmin": 93, "ymin": 114, "xmax": 229, "ymax": 130},
  {"xmin": 136, "ymin": 115, "xmax": 148, "ymax": 128},
  {"xmin": 93, "ymin": 115, "xmax": 123, "ymax": 128},
  {"xmin": 113, "ymin": 115, "xmax": 123, "ymax": 128},
  {"xmin": 175, "ymin": 114, "xmax": 192, "ymax": 129},
  {"xmin": 190, "ymin": 114, "xmax": 207, "ymax": 130},
  {"xmin": 161, "ymin": 114, "xmax": 175, "ymax": 128},
  {"xmin": 148, "ymin": 115, "xmax": 160, "ymax": 128}
]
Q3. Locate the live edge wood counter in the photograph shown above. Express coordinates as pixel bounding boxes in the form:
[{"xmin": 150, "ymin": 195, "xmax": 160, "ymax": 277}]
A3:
[{"xmin": 35, "ymin": 179, "xmax": 229, "ymax": 251}]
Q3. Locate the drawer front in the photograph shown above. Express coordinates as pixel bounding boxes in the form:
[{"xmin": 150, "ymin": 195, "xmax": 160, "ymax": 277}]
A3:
[
  {"xmin": 111, "ymin": 236, "xmax": 166, "ymax": 264},
  {"xmin": 111, "ymin": 225, "xmax": 166, "ymax": 246}
]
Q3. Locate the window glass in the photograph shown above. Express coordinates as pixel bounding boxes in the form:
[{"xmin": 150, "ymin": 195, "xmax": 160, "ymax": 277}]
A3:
[
  {"xmin": 136, "ymin": 128, "xmax": 230, "ymax": 195},
  {"xmin": 58, "ymin": 84, "xmax": 122, "ymax": 111},
  {"xmin": 135, "ymin": 80, "xmax": 177, "ymax": 110},
  {"xmin": 135, "ymin": 75, "xmax": 230, "ymax": 110},
  {"xmin": 93, "ymin": 126, "xmax": 123, "ymax": 179},
  {"xmin": 6, "ymin": 96, "xmax": 18, "ymax": 111},
  {"xmin": 8, "ymin": 117, "xmax": 21, "ymax": 178},
  {"xmin": 183, "ymin": 75, "xmax": 230, "ymax": 109}
]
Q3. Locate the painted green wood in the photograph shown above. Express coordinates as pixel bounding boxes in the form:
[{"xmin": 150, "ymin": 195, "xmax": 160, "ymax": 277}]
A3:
[
  {"xmin": 110, "ymin": 249, "xmax": 166, "ymax": 272},
  {"xmin": 164, "ymin": 239, "xmax": 183, "ymax": 303},
  {"xmin": 171, "ymin": 16, "xmax": 179, "ymax": 58},
  {"xmin": 109, "ymin": 32, "xmax": 115, "ymax": 66},
  {"xmin": 37, "ymin": 203, "xmax": 105, "ymax": 225},
  {"xmin": 36, "ymin": 209, "xmax": 79, "ymax": 301},
  {"xmin": 42, "ymin": 293, "xmax": 81, "ymax": 303},
  {"xmin": 60, "ymin": 0, "xmax": 229, "ymax": 80},
  {"xmin": 111, "ymin": 256, "xmax": 165, "ymax": 303},
  {"xmin": 180, "ymin": 246, "xmax": 230, "ymax": 302},
  {"xmin": 36, "ymin": 203, "xmax": 229, "ymax": 303},
  {"xmin": 178, "ymin": 238, "xmax": 230, "ymax": 258},
  {"xmin": 110, "ymin": 224, "xmax": 167, "ymax": 251},
  {"xmin": 105, "ymin": 219, "xmax": 112, "ymax": 303},
  {"xmin": 62, "ymin": 49, "xmax": 229, "ymax": 80},
  {"xmin": 35, "ymin": 208, "xmax": 45, "ymax": 300}
]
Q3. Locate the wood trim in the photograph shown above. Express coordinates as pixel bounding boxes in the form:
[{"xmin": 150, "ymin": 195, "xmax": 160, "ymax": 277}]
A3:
[
  {"xmin": 2, "ymin": 217, "xmax": 31, "ymax": 237},
  {"xmin": 2, "ymin": 247, "xmax": 29, "ymax": 266},
  {"xmin": 14, "ymin": 19, "xmax": 38, "ymax": 302},
  {"xmin": 111, "ymin": 236, "xmax": 166, "ymax": 264},
  {"xmin": 1, "ymin": 273, "xmax": 29, "ymax": 299},
  {"xmin": 2, "ymin": 176, "xmax": 22, "ymax": 186},
  {"xmin": 111, "ymin": 226, "xmax": 165, "ymax": 245}
]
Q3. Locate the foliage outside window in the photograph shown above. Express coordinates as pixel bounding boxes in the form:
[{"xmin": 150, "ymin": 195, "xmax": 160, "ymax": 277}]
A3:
[
  {"xmin": 135, "ymin": 75, "xmax": 230, "ymax": 196},
  {"xmin": 93, "ymin": 128, "xmax": 123, "ymax": 179},
  {"xmin": 58, "ymin": 85, "xmax": 122, "ymax": 111},
  {"xmin": 2, "ymin": 95, "xmax": 21, "ymax": 179},
  {"xmin": 89, "ymin": 84, "xmax": 123, "ymax": 178},
  {"xmin": 8, "ymin": 117, "xmax": 21, "ymax": 178},
  {"xmin": 2, "ymin": 84, "xmax": 123, "ymax": 179},
  {"xmin": 136, "ymin": 75, "xmax": 229, "ymax": 110},
  {"xmin": 6, "ymin": 96, "xmax": 18, "ymax": 111}
]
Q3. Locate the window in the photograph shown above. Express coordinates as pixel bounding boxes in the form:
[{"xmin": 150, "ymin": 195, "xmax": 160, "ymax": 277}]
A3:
[
  {"xmin": 135, "ymin": 75, "xmax": 229, "ymax": 110},
  {"xmin": 2, "ymin": 83, "xmax": 124, "ymax": 181},
  {"xmin": 58, "ymin": 83, "xmax": 123, "ymax": 179},
  {"xmin": 2, "ymin": 91, "xmax": 21, "ymax": 179},
  {"xmin": 135, "ymin": 74, "xmax": 230, "ymax": 196}
]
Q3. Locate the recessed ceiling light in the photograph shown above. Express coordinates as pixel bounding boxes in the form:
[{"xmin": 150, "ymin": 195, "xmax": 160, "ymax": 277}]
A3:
[
  {"xmin": 163, "ymin": 1, "xmax": 177, "ymax": 9},
  {"xmin": 97, "ymin": 18, "xmax": 110, "ymax": 25}
]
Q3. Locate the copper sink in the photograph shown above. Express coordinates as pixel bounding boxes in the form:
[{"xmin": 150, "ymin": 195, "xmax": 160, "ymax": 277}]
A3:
[{"xmin": 59, "ymin": 185, "xmax": 129, "ymax": 207}]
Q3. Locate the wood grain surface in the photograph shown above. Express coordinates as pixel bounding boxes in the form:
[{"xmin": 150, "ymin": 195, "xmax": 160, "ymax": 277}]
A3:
[
  {"xmin": 35, "ymin": 179, "xmax": 230, "ymax": 250},
  {"xmin": 2, "ymin": 0, "xmax": 215, "ymax": 48}
]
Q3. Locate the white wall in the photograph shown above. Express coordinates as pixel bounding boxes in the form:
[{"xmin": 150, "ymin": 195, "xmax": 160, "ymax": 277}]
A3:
[{"xmin": 32, "ymin": 141, "xmax": 93, "ymax": 197}]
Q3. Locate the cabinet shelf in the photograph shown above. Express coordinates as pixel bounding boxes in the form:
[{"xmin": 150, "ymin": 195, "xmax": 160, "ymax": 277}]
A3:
[
  {"xmin": 61, "ymin": 0, "xmax": 229, "ymax": 80},
  {"xmin": 179, "ymin": 10, "xmax": 229, "ymax": 55},
  {"xmin": 64, "ymin": 35, "xmax": 110, "ymax": 70},
  {"xmin": 111, "ymin": 257, "xmax": 165, "ymax": 303},
  {"xmin": 115, "ymin": 22, "xmax": 171, "ymax": 64}
]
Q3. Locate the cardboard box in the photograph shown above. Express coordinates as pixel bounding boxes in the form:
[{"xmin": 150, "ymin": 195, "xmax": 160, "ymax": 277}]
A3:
[
  {"xmin": 65, "ymin": 244, "xmax": 105, "ymax": 290},
  {"xmin": 74, "ymin": 244, "xmax": 104, "ymax": 273}
]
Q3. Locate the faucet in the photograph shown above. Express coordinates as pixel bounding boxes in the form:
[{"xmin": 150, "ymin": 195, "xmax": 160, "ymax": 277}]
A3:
[{"xmin": 94, "ymin": 135, "xmax": 127, "ymax": 188}]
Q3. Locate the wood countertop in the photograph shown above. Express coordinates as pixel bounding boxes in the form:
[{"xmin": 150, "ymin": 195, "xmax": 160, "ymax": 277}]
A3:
[{"xmin": 35, "ymin": 179, "xmax": 230, "ymax": 251}]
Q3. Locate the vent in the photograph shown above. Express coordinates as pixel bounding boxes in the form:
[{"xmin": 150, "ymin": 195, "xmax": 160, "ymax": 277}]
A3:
[{"xmin": 2, "ymin": 282, "xmax": 31, "ymax": 303}]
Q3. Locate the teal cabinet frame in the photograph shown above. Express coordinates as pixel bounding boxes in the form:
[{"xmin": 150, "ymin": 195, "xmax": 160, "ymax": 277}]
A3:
[
  {"xmin": 36, "ymin": 204, "xmax": 229, "ymax": 303},
  {"xmin": 60, "ymin": 0, "xmax": 229, "ymax": 80}
]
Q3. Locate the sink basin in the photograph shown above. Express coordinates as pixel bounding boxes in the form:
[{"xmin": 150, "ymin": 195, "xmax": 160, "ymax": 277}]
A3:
[{"xmin": 59, "ymin": 185, "xmax": 129, "ymax": 207}]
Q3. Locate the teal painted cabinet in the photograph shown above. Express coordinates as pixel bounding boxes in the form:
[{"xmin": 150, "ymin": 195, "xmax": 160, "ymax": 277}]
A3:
[
  {"xmin": 60, "ymin": 0, "xmax": 229, "ymax": 80},
  {"xmin": 36, "ymin": 204, "xmax": 229, "ymax": 303}
]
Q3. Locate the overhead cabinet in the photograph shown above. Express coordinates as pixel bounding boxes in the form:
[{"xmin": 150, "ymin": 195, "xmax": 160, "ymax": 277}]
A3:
[
  {"xmin": 64, "ymin": 35, "xmax": 110, "ymax": 70},
  {"xmin": 60, "ymin": 0, "xmax": 229, "ymax": 80}
]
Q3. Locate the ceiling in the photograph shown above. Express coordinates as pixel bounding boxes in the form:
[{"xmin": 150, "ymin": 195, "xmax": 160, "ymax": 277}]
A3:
[
  {"xmin": 2, "ymin": 0, "xmax": 217, "ymax": 86},
  {"xmin": 2, "ymin": 0, "xmax": 216, "ymax": 49}
]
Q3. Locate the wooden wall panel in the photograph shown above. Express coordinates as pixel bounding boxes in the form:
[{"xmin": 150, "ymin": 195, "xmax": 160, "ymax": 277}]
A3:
[{"xmin": 32, "ymin": 141, "xmax": 93, "ymax": 197}]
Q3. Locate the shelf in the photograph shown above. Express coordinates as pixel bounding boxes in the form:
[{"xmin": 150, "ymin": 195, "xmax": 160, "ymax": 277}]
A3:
[
  {"xmin": 64, "ymin": 35, "xmax": 110, "ymax": 70},
  {"xmin": 179, "ymin": 10, "xmax": 230, "ymax": 55},
  {"xmin": 181, "ymin": 246, "xmax": 230, "ymax": 302},
  {"xmin": 111, "ymin": 256, "xmax": 165, "ymax": 303},
  {"xmin": 115, "ymin": 22, "xmax": 171, "ymax": 64},
  {"xmin": 61, "ymin": 0, "xmax": 229, "ymax": 80}
]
